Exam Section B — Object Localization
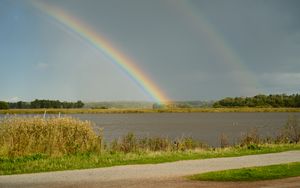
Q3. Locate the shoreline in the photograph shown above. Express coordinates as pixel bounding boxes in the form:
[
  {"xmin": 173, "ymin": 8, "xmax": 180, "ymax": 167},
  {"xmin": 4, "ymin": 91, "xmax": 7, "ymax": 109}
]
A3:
[{"xmin": 1, "ymin": 107, "xmax": 300, "ymax": 114}]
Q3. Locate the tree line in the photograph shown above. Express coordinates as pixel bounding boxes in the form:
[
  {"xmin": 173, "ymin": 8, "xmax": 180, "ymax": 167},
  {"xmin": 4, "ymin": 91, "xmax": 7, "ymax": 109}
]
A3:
[
  {"xmin": 213, "ymin": 94, "xmax": 300, "ymax": 108},
  {"xmin": 152, "ymin": 101, "xmax": 215, "ymax": 109},
  {"xmin": 0, "ymin": 100, "xmax": 84, "ymax": 109}
]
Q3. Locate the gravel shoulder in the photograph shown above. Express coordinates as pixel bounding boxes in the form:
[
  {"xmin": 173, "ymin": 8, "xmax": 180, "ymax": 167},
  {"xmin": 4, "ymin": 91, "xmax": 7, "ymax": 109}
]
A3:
[{"xmin": 1, "ymin": 151, "xmax": 300, "ymax": 188}]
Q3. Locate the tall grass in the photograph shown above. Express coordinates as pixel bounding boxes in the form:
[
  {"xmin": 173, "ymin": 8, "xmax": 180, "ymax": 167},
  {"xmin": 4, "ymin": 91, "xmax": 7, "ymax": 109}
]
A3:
[
  {"xmin": 275, "ymin": 115, "xmax": 300, "ymax": 144},
  {"xmin": 0, "ymin": 116, "xmax": 102, "ymax": 157},
  {"xmin": 110, "ymin": 133, "xmax": 207, "ymax": 153},
  {"xmin": 0, "ymin": 116, "xmax": 206, "ymax": 157},
  {"xmin": 234, "ymin": 115, "xmax": 300, "ymax": 149}
]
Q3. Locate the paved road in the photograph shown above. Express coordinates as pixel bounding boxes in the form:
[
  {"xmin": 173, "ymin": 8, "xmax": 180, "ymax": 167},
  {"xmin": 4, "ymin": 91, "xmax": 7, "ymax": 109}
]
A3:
[{"xmin": 1, "ymin": 151, "xmax": 300, "ymax": 188}]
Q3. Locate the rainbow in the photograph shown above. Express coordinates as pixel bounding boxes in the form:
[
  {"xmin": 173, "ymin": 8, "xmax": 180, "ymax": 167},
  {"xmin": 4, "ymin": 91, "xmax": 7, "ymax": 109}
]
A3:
[
  {"xmin": 31, "ymin": 1, "xmax": 169, "ymax": 104},
  {"xmin": 170, "ymin": 1, "xmax": 262, "ymax": 95}
]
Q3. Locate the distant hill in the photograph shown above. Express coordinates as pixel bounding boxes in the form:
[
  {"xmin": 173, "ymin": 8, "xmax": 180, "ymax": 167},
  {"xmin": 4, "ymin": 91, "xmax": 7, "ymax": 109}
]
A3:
[
  {"xmin": 172, "ymin": 101, "xmax": 215, "ymax": 108},
  {"xmin": 84, "ymin": 101, "xmax": 154, "ymax": 109},
  {"xmin": 85, "ymin": 101, "xmax": 215, "ymax": 109}
]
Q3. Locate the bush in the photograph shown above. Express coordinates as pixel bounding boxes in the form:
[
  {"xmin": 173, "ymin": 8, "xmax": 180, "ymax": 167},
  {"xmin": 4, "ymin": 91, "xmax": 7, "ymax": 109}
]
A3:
[
  {"xmin": 239, "ymin": 128, "xmax": 260, "ymax": 146},
  {"xmin": 175, "ymin": 137, "xmax": 204, "ymax": 151},
  {"xmin": 220, "ymin": 133, "xmax": 229, "ymax": 148},
  {"xmin": 109, "ymin": 133, "xmax": 139, "ymax": 153},
  {"xmin": 139, "ymin": 137, "xmax": 172, "ymax": 151},
  {"xmin": 0, "ymin": 116, "xmax": 102, "ymax": 157},
  {"xmin": 108, "ymin": 133, "xmax": 205, "ymax": 153},
  {"xmin": 278, "ymin": 115, "xmax": 300, "ymax": 143}
]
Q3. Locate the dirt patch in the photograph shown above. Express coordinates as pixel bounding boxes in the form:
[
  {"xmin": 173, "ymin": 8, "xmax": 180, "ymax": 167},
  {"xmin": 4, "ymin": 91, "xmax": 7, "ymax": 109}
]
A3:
[{"xmin": 36, "ymin": 176, "xmax": 300, "ymax": 188}]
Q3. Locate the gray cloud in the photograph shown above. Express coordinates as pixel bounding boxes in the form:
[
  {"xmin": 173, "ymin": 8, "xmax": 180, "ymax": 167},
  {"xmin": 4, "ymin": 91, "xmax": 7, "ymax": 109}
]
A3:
[{"xmin": 1, "ymin": 0, "xmax": 299, "ymax": 101}]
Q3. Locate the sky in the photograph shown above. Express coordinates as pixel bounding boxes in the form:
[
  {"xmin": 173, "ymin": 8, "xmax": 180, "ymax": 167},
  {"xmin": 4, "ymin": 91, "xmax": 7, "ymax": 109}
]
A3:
[{"xmin": 0, "ymin": 0, "xmax": 299, "ymax": 102}]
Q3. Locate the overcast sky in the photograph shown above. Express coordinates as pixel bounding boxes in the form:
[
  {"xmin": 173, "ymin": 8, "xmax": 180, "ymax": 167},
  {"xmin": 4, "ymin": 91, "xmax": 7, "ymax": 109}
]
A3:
[{"xmin": 1, "ymin": 0, "xmax": 299, "ymax": 102}]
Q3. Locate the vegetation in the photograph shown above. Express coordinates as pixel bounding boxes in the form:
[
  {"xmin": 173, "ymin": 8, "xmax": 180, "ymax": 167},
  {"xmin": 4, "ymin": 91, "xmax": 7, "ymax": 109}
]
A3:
[
  {"xmin": 3, "ymin": 100, "xmax": 214, "ymax": 110},
  {"xmin": 232, "ymin": 115, "xmax": 300, "ymax": 146},
  {"xmin": 0, "ymin": 143, "xmax": 299, "ymax": 175},
  {"xmin": 109, "ymin": 133, "xmax": 206, "ymax": 153},
  {"xmin": 213, "ymin": 94, "xmax": 300, "ymax": 108},
  {"xmin": 0, "ymin": 116, "xmax": 207, "ymax": 157},
  {"xmin": 0, "ymin": 101, "xmax": 9, "ymax": 109},
  {"xmin": 1, "ymin": 107, "xmax": 300, "ymax": 114},
  {"xmin": 276, "ymin": 115, "xmax": 300, "ymax": 143},
  {"xmin": 84, "ymin": 101, "xmax": 214, "ymax": 109},
  {"xmin": 7, "ymin": 99, "xmax": 84, "ymax": 109},
  {"xmin": 189, "ymin": 162, "xmax": 300, "ymax": 181},
  {"xmin": 85, "ymin": 101, "xmax": 154, "ymax": 109},
  {"xmin": 153, "ymin": 101, "xmax": 214, "ymax": 109},
  {"xmin": 0, "ymin": 117, "xmax": 101, "ymax": 157},
  {"xmin": 0, "ymin": 115, "xmax": 299, "ymax": 175},
  {"xmin": 3, "ymin": 93, "xmax": 300, "ymax": 110}
]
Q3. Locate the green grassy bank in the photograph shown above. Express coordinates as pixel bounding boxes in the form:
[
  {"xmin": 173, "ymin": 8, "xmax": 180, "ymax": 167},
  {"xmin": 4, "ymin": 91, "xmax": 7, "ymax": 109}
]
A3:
[
  {"xmin": 1, "ymin": 144, "xmax": 299, "ymax": 175},
  {"xmin": 189, "ymin": 162, "xmax": 300, "ymax": 181}
]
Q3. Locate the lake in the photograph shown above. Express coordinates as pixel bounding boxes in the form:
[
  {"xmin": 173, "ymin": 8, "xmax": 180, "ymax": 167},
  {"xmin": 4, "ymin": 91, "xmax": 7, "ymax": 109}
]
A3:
[{"xmin": 1, "ymin": 112, "xmax": 299, "ymax": 146}]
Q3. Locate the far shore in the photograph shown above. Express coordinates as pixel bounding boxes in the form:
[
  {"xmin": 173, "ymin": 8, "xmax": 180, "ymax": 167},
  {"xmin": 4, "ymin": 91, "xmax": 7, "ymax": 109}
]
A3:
[{"xmin": 1, "ymin": 107, "xmax": 300, "ymax": 114}]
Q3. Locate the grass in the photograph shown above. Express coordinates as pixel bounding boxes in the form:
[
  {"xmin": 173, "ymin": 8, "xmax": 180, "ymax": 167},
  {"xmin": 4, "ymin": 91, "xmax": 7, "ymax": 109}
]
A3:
[
  {"xmin": 1, "ymin": 107, "xmax": 300, "ymax": 114},
  {"xmin": 189, "ymin": 162, "xmax": 300, "ymax": 181},
  {"xmin": 0, "ymin": 143, "xmax": 299, "ymax": 175}
]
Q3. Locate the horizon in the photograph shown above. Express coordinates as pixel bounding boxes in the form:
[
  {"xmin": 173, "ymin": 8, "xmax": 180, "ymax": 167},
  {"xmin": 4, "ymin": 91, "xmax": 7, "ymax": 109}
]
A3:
[
  {"xmin": 1, "ymin": 0, "xmax": 300, "ymax": 102},
  {"xmin": 3, "ymin": 93, "xmax": 300, "ymax": 104}
]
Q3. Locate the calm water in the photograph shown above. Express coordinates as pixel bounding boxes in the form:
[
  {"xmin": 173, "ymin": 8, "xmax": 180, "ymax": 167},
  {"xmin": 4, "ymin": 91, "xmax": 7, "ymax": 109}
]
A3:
[{"xmin": 1, "ymin": 112, "xmax": 299, "ymax": 146}]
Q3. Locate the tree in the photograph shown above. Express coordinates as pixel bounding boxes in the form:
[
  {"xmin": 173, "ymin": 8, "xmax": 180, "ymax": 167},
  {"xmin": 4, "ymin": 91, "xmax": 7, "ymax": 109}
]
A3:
[
  {"xmin": 295, "ymin": 94, "xmax": 300, "ymax": 107},
  {"xmin": 213, "ymin": 94, "xmax": 300, "ymax": 108},
  {"xmin": 75, "ymin": 101, "xmax": 84, "ymax": 108},
  {"xmin": 152, "ymin": 103, "xmax": 165, "ymax": 109},
  {"xmin": 0, "ymin": 101, "xmax": 9, "ymax": 109}
]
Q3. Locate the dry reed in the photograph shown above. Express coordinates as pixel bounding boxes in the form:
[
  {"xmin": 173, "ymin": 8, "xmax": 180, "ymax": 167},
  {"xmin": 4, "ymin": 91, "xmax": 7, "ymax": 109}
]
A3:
[{"xmin": 0, "ymin": 116, "xmax": 102, "ymax": 157}]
